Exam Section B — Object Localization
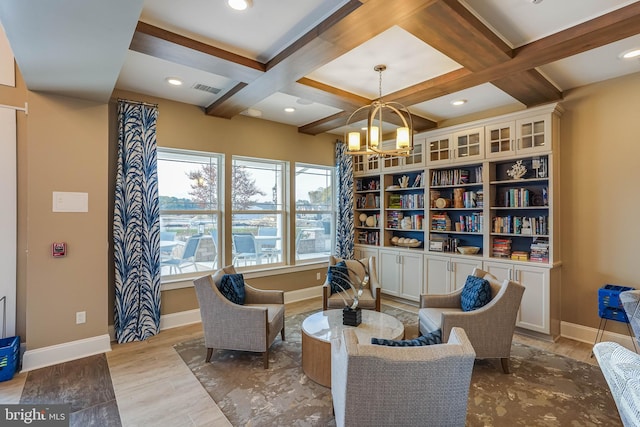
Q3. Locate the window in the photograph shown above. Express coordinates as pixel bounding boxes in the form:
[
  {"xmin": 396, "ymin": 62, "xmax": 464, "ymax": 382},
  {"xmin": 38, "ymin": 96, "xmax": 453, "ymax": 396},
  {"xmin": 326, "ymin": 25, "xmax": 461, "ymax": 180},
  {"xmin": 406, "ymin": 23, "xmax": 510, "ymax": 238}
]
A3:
[
  {"xmin": 295, "ymin": 164, "xmax": 335, "ymax": 262},
  {"xmin": 231, "ymin": 157, "xmax": 287, "ymax": 268},
  {"xmin": 157, "ymin": 149, "xmax": 222, "ymax": 278}
]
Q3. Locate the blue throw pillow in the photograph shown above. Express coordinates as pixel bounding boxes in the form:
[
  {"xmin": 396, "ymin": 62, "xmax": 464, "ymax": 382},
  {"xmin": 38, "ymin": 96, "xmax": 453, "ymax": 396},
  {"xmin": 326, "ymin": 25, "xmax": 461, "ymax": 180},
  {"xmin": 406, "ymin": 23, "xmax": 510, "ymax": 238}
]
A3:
[
  {"xmin": 460, "ymin": 275, "xmax": 491, "ymax": 312},
  {"xmin": 218, "ymin": 273, "xmax": 246, "ymax": 305},
  {"xmin": 371, "ymin": 330, "xmax": 442, "ymax": 346},
  {"xmin": 327, "ymin": 261, "xmax": 350, "ymax": 295}
]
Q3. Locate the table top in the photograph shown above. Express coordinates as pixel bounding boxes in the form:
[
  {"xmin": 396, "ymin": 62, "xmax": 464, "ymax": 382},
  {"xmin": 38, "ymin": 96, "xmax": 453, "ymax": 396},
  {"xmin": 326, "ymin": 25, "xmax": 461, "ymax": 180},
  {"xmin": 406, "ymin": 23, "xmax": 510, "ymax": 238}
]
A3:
[{"xmin": 301, "ymin": 309, "xmax": 404, "ymax": 344}]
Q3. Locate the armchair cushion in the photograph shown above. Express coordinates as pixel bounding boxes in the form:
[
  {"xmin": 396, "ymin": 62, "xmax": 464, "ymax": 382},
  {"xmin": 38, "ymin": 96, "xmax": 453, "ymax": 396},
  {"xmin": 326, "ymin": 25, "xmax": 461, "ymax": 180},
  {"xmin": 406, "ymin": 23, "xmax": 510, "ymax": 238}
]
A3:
[
  {"xmin": 327, "ymin": 261, "xmax": 350, "ymax": 294},
  {"xmin": 371, "ymin": 329, "xmax": 442, "ymax": 347},
  {"xmin": 460, "ymin": 275, "xmax": 491, "ymax": 312},
  {"xmin": 218, "ymin": 273, "xmax": 245, "ymax": 305}
]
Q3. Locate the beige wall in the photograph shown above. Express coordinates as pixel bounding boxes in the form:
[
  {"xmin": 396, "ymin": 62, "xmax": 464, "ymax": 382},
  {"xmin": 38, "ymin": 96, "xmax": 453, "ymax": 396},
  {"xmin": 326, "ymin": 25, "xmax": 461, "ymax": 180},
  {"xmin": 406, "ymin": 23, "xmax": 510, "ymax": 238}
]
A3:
[
  {"xmin": 560, "ymin": 72, "xmax": 640, "ymax": 333},
  {"xmin": 4, "ymin": 65, "xmax": 640, "ymax": 350}
]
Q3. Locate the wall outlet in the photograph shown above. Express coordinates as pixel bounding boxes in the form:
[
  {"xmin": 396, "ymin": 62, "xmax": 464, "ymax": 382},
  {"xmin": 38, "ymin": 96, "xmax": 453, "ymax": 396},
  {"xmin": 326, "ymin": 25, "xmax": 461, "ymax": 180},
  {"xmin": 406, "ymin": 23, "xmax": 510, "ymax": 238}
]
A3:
[
  {"xmin": 76, "ymin": 311, "xmax": 86, "ymax": 324},
  {"xmin": 316, "ymin": 272, "xmax": 321, "ymax": 280}
]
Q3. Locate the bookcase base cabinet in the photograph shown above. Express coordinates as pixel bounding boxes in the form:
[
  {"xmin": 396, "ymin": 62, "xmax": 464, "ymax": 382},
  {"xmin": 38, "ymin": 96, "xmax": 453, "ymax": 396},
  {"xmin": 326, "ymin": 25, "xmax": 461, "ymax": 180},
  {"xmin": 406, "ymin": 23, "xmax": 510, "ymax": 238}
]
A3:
[
  {"xmin": 379, "ymin": 249, "xmax": 424, "ymax": 302},
  {"xmin": 424, "ymin": 254, "xmax": 483, "ymax": 295},
  {"xmin": 483, "ymin": 260, "xmax": 561, "ymax": 339}
]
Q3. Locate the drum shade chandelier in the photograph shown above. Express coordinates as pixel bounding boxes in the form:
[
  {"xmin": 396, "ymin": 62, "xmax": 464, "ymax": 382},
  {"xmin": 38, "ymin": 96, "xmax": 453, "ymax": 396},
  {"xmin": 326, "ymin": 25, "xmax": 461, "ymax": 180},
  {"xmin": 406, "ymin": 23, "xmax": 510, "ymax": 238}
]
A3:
[{"xmin": 345, "ymin": 65, "xmax": 413, "ymax": 157}]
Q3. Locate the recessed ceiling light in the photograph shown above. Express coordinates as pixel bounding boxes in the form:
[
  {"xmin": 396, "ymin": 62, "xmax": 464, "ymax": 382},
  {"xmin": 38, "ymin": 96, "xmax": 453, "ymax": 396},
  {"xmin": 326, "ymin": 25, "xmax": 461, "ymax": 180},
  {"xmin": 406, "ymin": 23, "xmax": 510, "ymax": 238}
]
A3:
[
  {"xmin": 284, "ymin": 107, "xmax": 296, "ymax": 113},
  {"xmin": 166, "ymin": 77, "xmax": 183, "ymax": 86},
  {"xmin": 246, "ymin": 108, "xmax": 262, "ymax": 117},
  {"xmin": 451, "ymin": 99, "xmax": 467, "ymax": 106},
  {"xmin": 228, "ymin": 0, "xmax": 252, "ymax": 11},
  {"xmin": 620, "ymin": 48, "xmax": 640, "ymax": 60}
]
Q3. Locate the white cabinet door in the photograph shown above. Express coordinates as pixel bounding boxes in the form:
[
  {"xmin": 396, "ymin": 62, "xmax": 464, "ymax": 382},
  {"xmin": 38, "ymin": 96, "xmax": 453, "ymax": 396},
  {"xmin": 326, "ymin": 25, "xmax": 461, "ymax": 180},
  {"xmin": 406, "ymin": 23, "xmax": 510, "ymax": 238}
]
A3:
[
  {"xmin": 450, "ymin": 257, "xmax": 483, "ymax": 291},
  {"xmin": 403, "ymin": 137, "xmax": 426, "ymax": 169},
  {"xmin": 426, "ymin": 255, "xmax": 482, "ymax": 294},
  {"xmin": 485, "ymin": 121, "xmax": 515, "ymax": 159},
  {"xmin": 515, "ymin": 264, "xmax": 549, "ymax": 333},
  {"xmin": 453, "ymin": 126, "xmax": 484, "ymax": 164},
  {"xmin": 399, "ymin": 251, "xmax": 423, "ymax": 301},
  {"xmin": 425, "ymin": 255, "xmax": 450, "ymax": 294},
  {"xmin": 516, "ymin": 114, "xmax": 551, "ymax": 156},
  {"xmin": 483, "ymin": 260, "xmax": 512, "ymax": 283},
  {"xmin": 380, "ymin": 249, "xmax": 423, "ymax": 301},
  {"xmin": 379, "ymin": 250, "xmax": 401, "ymax": 296},
  {"xmin": 426, "ymin": 134, "xmax": 453, "ymax": 166},
  {"xmin": 484, "ymin": 260, "xmax": 550, "ymax": 334}
]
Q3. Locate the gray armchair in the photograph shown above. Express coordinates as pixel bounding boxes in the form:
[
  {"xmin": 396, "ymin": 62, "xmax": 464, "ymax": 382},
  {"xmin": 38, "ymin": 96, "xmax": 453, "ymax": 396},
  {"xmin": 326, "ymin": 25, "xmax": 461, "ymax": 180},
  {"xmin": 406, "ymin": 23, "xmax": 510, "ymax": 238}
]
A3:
[
  {"xmin": 331, "ymin": 327, "xmax": 476, "ymax": 427},
  {"xmin": 192, "ymin": 265, "xmax": 285, "ymax": 369},
  {"xmin": 419, "ymin": 267, "xmax": 525, "ymax": 373},
  {"xmin": 322, "ymin": 255, "xmax": 381, "ymax": 311}
]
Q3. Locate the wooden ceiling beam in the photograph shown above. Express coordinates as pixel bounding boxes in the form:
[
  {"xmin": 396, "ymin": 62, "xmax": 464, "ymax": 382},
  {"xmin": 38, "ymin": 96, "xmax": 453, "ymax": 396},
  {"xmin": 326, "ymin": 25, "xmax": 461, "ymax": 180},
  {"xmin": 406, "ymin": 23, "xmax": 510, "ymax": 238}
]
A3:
[
  {"xmin": 205, "ymin": 0, "xmax": 438, "ymax": 118},
  {"xmin": 130, "ymin": 22, "xmax": 264, "ymax": 83},
  {"xmin": 392, "ymin": 2, "xmax": 640, "ymax": 107}
]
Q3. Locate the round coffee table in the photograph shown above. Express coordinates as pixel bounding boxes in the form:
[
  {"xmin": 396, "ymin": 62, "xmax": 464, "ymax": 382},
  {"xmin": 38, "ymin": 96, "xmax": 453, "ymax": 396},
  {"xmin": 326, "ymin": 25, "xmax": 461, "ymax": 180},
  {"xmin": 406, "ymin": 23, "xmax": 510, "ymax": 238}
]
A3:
[{"xmin": 301, "ymin": 309, "xmax": 405, "ymax": 387}]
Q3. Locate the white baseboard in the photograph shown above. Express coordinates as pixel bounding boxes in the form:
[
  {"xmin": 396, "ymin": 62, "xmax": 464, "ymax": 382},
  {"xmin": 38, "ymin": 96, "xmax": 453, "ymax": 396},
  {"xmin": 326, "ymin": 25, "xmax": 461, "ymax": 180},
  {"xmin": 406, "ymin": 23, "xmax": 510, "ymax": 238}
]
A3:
[
  {"xmin": 160, "ymin": 308, "xmax": 201, "ymax": 330},
  {"xmin": 561, "ymin": 321, "xmax": 637, "ymax": 351},
  {"xmin": 284, "ymin": 286, "xmax": 322, "ymax": 304},
  {"xmin": 21, "ymin": 334, "xmax": 112, "ymax": 373}
]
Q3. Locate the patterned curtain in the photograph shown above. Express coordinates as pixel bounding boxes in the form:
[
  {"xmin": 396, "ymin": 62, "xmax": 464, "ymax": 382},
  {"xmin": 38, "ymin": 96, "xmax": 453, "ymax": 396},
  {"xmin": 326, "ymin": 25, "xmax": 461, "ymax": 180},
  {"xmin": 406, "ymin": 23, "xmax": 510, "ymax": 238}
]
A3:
[
  {"xmin": 335, "ymin": 140, "xmax": 354, "ymax": 259},
  {"xmin": 114, "ymin": 100, "xmax": 161, "ymax": 343}
]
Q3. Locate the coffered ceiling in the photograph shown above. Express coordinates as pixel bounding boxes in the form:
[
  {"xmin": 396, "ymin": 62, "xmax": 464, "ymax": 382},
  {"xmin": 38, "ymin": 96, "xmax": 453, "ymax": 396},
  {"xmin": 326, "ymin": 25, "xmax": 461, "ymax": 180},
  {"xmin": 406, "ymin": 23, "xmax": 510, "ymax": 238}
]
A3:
[{"xmin": 1, "ymin": 0, "xmax": 640, "ymax": 136}]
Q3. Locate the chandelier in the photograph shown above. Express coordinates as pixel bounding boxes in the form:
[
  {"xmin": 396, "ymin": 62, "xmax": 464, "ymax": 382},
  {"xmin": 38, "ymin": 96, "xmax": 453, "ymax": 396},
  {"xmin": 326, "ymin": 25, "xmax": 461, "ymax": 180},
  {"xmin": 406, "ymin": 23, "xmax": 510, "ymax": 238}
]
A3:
[{"xmin": 345, "ymin": 65, "xmax": 413, "ymax": 157}]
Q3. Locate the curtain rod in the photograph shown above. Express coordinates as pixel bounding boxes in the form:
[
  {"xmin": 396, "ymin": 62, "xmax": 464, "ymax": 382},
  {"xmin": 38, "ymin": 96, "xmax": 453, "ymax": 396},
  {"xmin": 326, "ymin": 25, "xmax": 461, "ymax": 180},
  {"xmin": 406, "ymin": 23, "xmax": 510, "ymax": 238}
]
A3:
[
  {"xmin": 117, "ymin": 98, "xmax": 158, "ymax": 108},
  {"xmin": 0, "ymin": 102, "xmax": 28, "ymax": 114}
]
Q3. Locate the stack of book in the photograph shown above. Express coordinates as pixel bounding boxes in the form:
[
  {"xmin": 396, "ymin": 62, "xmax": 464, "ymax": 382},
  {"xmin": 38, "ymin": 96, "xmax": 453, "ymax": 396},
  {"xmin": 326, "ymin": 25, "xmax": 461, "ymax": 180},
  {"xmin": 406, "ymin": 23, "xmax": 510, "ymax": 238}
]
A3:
[
  {"xmin": 530, "ymin": 238, "xmax": 549, "ymax": 262},
  {"xmin": 388, "ymin": 194, "xmax": 402, "ymax": 208},
  {"xmin": 492, "ymin": 238, "xmax": 512, "ymax": 258},
  {"xmin": 431, "ymin": 213, "xmax": 451, "ymax": 231},
  {"xmin": 511, "ymin": 251, "xmax": 529, "ymax": 261},
  {"xmin": 386, "ymin": 211, "xmax": 402, "ymax": 229}
]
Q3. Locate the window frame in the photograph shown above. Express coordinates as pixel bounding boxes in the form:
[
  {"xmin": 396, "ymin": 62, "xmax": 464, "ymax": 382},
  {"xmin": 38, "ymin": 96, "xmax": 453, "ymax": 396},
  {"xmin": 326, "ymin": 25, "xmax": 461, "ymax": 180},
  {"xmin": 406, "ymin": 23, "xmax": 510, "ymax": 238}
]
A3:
[
  {"xmin": 157, "ymin": 148, "xmax": 224, "ymax": 280},
  {"xmin": 294, "ymin": 162, "xmax": 336, "ymax": 264},
  {"xmin": 231, "ymin": 155, "xmax": 289, "ymax": 269}
]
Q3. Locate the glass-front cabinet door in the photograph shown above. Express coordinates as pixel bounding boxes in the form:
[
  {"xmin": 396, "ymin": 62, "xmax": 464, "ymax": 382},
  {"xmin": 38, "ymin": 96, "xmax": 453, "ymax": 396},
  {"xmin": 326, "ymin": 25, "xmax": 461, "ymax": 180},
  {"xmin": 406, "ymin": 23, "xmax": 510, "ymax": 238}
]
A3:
[
  {"xmin": 516, "ymin": 114, "xmax": 551, "ymax": 155},
  {"xmin": 426, "ymin": 134, "xmax": 452, "ymax": 166},
  {"xmin": 485, "ymin": 122, "xmax": 515, "ymax": 159},
  {"xmin": 404, "ymin": 137, "xmax": 425, "ymax": 168},
  {"xmin": 453, "ymin": 126, "xmax": 484, "ymax": 163},
  {"xmin": 353, "ymin": 154, "xmax": 365, "ymax": 175}
]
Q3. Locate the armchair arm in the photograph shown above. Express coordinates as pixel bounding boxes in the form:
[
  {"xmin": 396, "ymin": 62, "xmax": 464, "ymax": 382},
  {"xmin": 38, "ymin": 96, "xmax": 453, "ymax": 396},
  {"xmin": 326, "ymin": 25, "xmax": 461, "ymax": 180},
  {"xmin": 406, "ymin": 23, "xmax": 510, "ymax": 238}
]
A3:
[
  {"xmin": 367, "ymin": 257, "xmax": 381, "ymax": 311},
  {"xmin": 420, "ymin": 289, "xmax": 463, "ymax": 308},
  {"xmin": 244, "ymin": 282, "xmax": 284, "ymax": 304},
  {"xmin": 322, "ymin": 279, "xmax": 331, "ymax": 311}
]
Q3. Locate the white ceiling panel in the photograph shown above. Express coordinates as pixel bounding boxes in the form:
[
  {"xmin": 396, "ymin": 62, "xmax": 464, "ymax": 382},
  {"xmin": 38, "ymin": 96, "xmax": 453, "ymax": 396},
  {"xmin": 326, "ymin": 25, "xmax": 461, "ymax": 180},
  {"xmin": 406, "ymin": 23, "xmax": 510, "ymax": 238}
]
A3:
[
  {"xmin": 538, "ymin": 34, "xmax": 640, "ymax": 90},
  {"xmin": 461, "ymin": 0, "xmax": 639, "ymax": 48},
  {"xmin": 244, "ymin": 92, "xmax": 342, "ymax": 127},
  {"xmin": 139, "ymin": 0, "xmax": 350, "ymax": 62},
  {"xmin": 116, "ymin": 51, "xmax": 236, "ymax": 107},
  {"xmin": 307, "ymin": 26, "xmax": 462, "ymax": 99},
  {"xmin": 411, "ymin": 83, "xmax": 523, "ymax": 122}
]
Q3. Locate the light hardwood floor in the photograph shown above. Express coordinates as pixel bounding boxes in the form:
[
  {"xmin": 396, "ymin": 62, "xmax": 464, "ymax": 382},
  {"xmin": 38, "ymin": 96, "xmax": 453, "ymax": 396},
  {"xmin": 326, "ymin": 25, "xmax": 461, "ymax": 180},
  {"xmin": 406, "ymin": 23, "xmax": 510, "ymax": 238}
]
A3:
[{"xmin": 0, "ymin": 296, "xmax": 598, "ymax": 426}]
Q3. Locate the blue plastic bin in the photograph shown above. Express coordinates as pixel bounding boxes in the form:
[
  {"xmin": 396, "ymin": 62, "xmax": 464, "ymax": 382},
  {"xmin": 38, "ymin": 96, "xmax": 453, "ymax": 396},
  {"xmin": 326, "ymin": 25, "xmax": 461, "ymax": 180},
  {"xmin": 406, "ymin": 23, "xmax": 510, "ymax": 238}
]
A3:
[
  {"xmin": 0, "ymin": 336, "xmax": 19, "ymax": 382},
  {"xmin": 598, "ymin": 284, "xmax": 635, "ymax": 323}
]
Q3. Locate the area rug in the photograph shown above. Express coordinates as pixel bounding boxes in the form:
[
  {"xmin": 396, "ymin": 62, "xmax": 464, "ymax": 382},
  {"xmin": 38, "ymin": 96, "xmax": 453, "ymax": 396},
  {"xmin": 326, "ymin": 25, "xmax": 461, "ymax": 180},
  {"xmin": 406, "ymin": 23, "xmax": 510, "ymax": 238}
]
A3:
[{"xmin": 174, "ymin": 306, "xmax": 621, "ymax": 427}]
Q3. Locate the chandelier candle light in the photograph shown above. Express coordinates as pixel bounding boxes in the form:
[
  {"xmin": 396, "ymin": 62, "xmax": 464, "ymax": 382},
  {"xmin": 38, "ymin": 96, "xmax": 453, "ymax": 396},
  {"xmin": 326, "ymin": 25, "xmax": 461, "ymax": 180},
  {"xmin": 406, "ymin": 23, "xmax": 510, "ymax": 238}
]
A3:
[{"xmin": 346, "ymin": 65, "xmax": 413, "ymax": 157}]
